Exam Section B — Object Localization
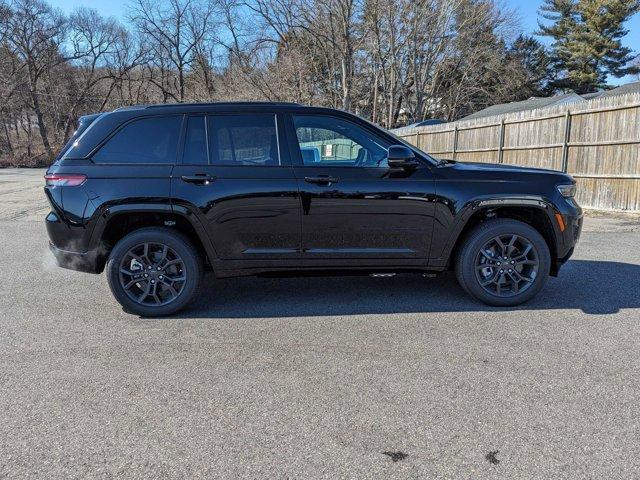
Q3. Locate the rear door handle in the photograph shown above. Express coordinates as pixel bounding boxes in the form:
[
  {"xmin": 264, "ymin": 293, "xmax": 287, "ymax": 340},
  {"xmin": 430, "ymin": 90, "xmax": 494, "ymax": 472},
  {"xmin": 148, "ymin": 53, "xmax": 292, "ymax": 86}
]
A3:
[
  {"xmin": 180, "ymin": 174, "xmax": 216, "ymax": 185},
  {"xmin": 304, "ymin": 175, "xmax": 339, "ymax": 186}
]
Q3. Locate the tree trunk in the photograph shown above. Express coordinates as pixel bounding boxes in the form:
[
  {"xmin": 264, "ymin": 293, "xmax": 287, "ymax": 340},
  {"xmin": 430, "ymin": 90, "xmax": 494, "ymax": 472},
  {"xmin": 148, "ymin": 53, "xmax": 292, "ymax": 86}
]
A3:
[{"xmin": 30, "ymin": 90, "xmax": 53, "ymax": 160}]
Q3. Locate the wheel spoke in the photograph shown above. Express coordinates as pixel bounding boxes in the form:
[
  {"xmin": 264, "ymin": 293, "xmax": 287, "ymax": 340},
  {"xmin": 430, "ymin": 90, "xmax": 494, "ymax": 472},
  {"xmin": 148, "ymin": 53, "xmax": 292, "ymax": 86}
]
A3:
[
  {"xmin": 160, "ymin": 279, "xmax": 179, "ymax": 297},
  {"xmin": 123, "ymin": 278, "xmax": 139, "ymax": 289},
  {"xmin": 163, "ymin": 259, "xmax": 182, "ymax": 269},
  {"xmin": 514, "ymin": 244, "xmax": 533, "ymax": 260},
  {"xmin": 507, "ymin": 235, "xmax": 517, "ymax": 255},
  {"xmin": 150, "ymin": 282, "xmax": 162, "ymax": 305},
  {"xmin": 164, "ymin": 274, "xmax": 186, "ymax": 282},
  {"xmin": 515, "ymin": 259, "xmax": 537, "ymax": 266},
  {"xmin": 508, "ymin": 273, "xmax": 520, "ymax": 293},
  {"xmin": 156, "ymin": 245, "xmax": 169, "ymax": 267},
  {"xmin": 480, "ymin": 275, "xmax": 497, "ymax": 287},
  {"xmin": 142, "ymin": 243, "xmax": 149, "ymax": 261},
  {"xmin": 494, "ymin": 236, "xmax": 507, "ymax": 256},
  {"xmin": 137, "ymin": 281, "xmax": 151, "ymax": 302},
  {"xmin": 120, "ymin": 267, "xmax": 137, "ymax": 276}
]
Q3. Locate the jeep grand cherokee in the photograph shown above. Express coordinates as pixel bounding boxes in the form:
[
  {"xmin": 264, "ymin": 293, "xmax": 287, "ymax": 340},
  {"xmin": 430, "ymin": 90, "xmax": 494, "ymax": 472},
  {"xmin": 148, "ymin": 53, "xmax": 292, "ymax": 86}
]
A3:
[{"xmin": 45, "ymin": 102, "xmax": 583, "ymax": 316}]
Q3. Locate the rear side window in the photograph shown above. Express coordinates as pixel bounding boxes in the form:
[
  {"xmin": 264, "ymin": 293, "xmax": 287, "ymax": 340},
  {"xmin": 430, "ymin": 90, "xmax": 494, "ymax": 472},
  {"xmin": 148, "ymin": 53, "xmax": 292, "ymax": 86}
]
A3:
[
  {"xmin": 56, "ymin": 114, "xmax": 100, "ymax": 161},
  {"xmin": 93, "ymin": 116, "xmax": 182, "ymax": 164},
  {"xmin": 208, "ymin": 114, "xmax": 279, "ymax": 166}
]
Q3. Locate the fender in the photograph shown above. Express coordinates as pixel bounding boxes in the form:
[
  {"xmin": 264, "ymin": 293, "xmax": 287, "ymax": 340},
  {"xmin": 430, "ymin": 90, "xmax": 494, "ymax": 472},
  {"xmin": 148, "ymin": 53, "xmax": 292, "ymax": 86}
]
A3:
[
  {"xmin": 430, "ymin": 194, "xmax": 562, "ymax": 270},
  {"xmin": 87, "ymin": 202, "xmax": 219, "ymax": 266}
]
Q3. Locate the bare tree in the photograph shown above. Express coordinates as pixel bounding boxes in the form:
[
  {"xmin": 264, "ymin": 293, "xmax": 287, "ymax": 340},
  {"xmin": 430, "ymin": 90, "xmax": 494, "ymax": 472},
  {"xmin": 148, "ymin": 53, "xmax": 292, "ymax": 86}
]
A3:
[
  {"xmin": 129, "ymin": 0, "xmax": 219, "ymax": 102},
  {"xmin": 2, "ymin": 0, "xmax": 69, "ymax": 158},
  {"xmin": 0, "ymin": 0, "xmax": 578, "ymax": 165}
]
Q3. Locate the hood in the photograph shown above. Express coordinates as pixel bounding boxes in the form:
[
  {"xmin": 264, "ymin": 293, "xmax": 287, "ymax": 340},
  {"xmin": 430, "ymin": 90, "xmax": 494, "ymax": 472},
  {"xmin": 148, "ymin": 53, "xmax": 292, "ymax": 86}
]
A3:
[{"xmin": 436, "ymin": 159, "xmax": 574, "ymax": 183}]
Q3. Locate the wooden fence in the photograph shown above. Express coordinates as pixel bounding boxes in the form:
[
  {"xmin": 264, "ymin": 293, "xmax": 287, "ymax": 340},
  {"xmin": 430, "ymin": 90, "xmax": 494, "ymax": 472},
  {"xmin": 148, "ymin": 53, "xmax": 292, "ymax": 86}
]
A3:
[{"xmin": 393, "ymin": 92, "xmax": 640, "ymax": 211}]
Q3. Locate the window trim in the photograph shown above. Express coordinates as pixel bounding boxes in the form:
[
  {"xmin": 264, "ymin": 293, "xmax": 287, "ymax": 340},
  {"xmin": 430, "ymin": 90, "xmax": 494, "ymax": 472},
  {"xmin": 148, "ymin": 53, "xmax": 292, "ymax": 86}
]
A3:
[
  {"xmin": 90, "ymin": 114, "xmax": 185, "ymax": 166},
  {"xmin": 206, "ymin": 112, "xmax": 283, "ymax": 167}
]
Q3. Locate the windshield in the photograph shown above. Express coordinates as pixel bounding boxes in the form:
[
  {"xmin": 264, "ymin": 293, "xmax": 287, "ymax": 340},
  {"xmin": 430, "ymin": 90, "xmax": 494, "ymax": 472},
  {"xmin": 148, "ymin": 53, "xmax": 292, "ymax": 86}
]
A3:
[{"xmin": 55, "ymin": 114, "xmax": 102, "ymax": 161}]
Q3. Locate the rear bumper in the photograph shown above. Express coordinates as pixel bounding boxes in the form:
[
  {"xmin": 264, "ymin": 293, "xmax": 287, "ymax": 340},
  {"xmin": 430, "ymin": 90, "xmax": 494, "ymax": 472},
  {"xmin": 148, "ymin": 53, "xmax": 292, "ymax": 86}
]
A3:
[
  {"xmin": 46, "ymin": 207, "xmax": 103, "ymax": 274},
  {"xmin": 49, "ymin": 242, "xmax": 101, "ymax": 274}
]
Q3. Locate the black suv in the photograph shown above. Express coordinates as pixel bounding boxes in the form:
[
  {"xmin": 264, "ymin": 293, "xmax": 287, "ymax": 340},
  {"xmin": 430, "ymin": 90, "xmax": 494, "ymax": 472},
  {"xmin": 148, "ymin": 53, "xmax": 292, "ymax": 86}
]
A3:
[{"xmin": 45, "ymin": 102, "xmax": 583, "ymax": 316}]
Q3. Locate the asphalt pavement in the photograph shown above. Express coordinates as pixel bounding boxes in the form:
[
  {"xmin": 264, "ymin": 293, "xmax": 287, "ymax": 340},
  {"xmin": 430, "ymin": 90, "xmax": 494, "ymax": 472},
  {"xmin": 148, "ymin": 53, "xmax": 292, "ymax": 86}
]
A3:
[{"xmin": 1, "ymin": 168, "xmax": 639, "ymax": 479}]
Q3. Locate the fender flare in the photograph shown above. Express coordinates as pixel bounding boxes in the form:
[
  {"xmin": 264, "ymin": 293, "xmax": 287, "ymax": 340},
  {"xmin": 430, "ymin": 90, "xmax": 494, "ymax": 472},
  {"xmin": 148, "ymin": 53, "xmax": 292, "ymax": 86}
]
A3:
[
  {"xmin": 434, "ymin": 195, "xmax": 561, "ymax": 268},
  {"xmin": 88, "ymin": 203, "xmax": 218, "ymax": 264}
]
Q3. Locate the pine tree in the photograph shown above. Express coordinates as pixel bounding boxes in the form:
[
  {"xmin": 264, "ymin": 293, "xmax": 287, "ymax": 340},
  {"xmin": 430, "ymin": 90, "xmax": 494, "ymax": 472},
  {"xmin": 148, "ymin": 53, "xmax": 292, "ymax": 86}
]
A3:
[
  {"xmin": 506, "ymin": 35, "xmax": 553, "ymax": 97},
  {"xmin": 538, "ymin": 0, "xmax": 640, "ymax": 93}
]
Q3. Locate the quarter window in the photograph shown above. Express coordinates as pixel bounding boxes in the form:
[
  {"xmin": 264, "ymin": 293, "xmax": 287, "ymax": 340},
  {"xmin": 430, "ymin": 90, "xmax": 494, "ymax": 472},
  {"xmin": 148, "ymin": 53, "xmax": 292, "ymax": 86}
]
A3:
[
  {"xmin": 207, "ymin": 114, "xmax": 280, "ymax": 166},
  {"xmin": 93, "ymin": 116, "xmax": 182, "ymax": 164},
  {"xmin": 293, "ymin": 115, "xmax": 390, "ymax": 167}
]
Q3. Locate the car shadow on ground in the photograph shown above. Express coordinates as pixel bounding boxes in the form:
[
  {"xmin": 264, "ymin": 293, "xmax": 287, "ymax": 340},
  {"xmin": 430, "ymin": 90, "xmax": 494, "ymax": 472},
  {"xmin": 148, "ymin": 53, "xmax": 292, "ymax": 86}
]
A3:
[{"xmin": 166, "ymin": 260, "xmax": 640, "ymax": 319}]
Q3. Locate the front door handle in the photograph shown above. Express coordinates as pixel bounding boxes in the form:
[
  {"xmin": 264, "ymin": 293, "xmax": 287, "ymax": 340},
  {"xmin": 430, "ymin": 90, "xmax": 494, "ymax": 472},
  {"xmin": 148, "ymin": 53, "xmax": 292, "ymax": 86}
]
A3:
[
  {"xmin": 180, "ymin": 174, "xmax": 216, "ymax": 185},
  {"xmin": 304, "ymin": 175, "xmax": 339, "ymax": 186}
]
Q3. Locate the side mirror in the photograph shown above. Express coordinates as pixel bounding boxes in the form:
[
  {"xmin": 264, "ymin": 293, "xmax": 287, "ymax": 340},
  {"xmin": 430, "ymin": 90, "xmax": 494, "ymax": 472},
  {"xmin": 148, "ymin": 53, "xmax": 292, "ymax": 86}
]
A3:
[{"xmin": 387, "ymin": 145, "xmax": 419, "ymax": 169}]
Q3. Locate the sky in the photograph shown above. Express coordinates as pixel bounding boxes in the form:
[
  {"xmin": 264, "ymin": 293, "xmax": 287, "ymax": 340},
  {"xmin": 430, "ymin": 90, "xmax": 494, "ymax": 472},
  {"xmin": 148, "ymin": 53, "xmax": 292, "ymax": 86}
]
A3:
[{"xmin": 49, "ymin": 0, "xmax": 639, "ymax": 86}]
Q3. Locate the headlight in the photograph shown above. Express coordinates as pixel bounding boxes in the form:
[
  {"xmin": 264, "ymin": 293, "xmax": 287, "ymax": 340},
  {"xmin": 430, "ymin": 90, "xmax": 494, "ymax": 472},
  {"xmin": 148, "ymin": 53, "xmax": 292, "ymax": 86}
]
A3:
[{"xmin": 557, "ymin": 184, "xmax": 576, "ymax": 198}]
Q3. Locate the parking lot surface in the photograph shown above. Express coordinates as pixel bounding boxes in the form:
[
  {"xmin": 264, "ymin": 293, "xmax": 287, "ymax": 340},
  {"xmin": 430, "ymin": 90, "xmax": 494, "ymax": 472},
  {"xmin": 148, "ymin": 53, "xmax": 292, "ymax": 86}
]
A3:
[{"xmin": 1, "ymin": 168, "xmax": 640, "ymax": 479}]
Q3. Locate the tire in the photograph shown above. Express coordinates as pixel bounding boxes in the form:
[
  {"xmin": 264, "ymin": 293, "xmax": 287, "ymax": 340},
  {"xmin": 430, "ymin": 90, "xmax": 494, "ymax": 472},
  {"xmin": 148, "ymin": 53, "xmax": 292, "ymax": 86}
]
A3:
[
  {"xmin": 106, "ymin": 227, "xmax": 203, "ymax": 316},
  {"xmin": 455, "ymin": 218, "xmax": 551, "ymax": 307}
]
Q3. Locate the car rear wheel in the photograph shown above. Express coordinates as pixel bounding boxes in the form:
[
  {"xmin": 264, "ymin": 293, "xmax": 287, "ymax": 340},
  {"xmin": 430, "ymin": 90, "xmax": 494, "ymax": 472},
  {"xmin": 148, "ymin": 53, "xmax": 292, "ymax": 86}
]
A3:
[
  {"xmin": 106, "ymin": 227, "xmax": 202, "ymax": 316},
  {"xmin": 455, "ymin": 218, "xmax": 551, "ymax": 306}
]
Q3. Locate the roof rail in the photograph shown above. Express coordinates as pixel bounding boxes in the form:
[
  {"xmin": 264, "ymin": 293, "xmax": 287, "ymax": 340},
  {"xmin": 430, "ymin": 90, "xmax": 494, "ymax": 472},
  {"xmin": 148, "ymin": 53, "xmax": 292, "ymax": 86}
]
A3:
[{"xmin": 144, "ymin": 101, "xmax": 301, "ymax": 109}]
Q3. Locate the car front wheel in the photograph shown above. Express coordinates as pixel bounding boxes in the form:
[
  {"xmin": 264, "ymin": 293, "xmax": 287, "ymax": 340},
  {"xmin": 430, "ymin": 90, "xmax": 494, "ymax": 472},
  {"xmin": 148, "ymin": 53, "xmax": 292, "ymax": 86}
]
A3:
[
  {"xmin": 106, "ymin": 227, "xmax": 203, "ymax": 316},
  {"xmin": 455, "ymin": 218, "xmax": 551, "ymax": 307}
]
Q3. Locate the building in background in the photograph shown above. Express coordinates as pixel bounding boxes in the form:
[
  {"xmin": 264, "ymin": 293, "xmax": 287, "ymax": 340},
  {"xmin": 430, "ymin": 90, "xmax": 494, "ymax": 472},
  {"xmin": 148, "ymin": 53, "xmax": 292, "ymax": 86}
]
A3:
[{"xmin": 460, "ymin": 82, "xmax": 640, "ymax": 121}]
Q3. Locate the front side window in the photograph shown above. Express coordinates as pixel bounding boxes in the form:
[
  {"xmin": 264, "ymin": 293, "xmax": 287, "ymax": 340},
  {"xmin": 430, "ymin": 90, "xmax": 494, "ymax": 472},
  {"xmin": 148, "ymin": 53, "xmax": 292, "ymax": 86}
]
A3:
[
  {"xmin": 92, "ymin": 116, "xmax": 182, "ymax": 164},
  {"xmin": 207, "ymin": 114, "xmax": 280, "ymax": 166},
  {"xmin": 293, "ymin": 115, "xmax": 390, "ymax": 167}
]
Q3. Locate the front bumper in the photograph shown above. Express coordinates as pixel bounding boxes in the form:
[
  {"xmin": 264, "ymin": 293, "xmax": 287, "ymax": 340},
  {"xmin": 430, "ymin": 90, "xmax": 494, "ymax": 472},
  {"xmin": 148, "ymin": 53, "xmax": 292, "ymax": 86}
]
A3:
[
  {"xmin": 49, "ymin": 242, "xmax": 101, "ymax": 274},
  {"xmin": 552, "ymin": 203, "xmax": 583, "ymax": 274}
]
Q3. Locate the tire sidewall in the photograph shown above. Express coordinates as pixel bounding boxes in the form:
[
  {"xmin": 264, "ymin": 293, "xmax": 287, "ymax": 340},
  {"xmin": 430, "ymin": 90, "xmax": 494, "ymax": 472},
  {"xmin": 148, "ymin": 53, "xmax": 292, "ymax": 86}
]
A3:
[
  {"xmin": 457, "ymin": 219, "xmax": 551, "ymax": 307},
  {"xmin": 106, "ymin": 228, "xmax": 202, "ymax": 317}
]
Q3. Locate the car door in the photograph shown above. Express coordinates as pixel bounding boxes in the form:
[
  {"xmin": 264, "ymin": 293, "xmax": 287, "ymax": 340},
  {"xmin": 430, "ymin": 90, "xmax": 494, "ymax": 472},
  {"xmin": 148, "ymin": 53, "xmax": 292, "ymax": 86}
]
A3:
[
  {"xmin": 171, "ymin": 112, "xmax": 301, "ymax": 268},
  {"xmin": 285, "ymin": 113, "xmax": 437, "ymax": 267}
]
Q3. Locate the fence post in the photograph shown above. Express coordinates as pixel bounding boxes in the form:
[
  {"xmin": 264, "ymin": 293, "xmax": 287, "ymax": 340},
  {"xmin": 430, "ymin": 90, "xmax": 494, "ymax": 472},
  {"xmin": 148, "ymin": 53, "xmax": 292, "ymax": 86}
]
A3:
[
  {"xmin": 452, "ymin": 125, "xmax": 459, "ymax": 160},
  {"xmin": 497, "ymin": 118, "xmax": 505, "ymax": 164},
  {"xmin": 561, "ymin": 110, "xmax": 572, "ymax": 173}
]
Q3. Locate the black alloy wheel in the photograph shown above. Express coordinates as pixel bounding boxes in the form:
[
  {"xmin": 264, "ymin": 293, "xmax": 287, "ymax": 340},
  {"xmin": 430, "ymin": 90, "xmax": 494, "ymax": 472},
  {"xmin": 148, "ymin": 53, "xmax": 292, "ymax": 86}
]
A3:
[
  {"xmin": 474, "ymin": 234, "xmax": 539, "ymax": 297},
  {"xmin": 455, "ymin": 218, "xmax": 551, "ymax": 307},
  {"xmin": 106, "ymin": 227, "xmax": 202, "ymax": 316},
  {"xmin": 119, "ymin": 242, "xmax": 187, "ymax": 307}
]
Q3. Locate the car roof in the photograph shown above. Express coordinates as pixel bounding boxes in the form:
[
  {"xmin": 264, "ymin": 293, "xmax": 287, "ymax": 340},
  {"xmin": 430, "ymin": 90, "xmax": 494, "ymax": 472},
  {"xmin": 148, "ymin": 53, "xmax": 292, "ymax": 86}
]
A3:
[{"xmin": 103, "ymin": 101, "xmax": 360, "ymax": 122}]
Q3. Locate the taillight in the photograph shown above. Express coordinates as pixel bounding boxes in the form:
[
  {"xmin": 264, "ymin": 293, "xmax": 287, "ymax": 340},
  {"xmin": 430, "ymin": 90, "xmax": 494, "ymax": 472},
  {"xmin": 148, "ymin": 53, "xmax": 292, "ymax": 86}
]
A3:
[{"xmin": 44, "ymin": 173, "xmax": 87, "ymax": 187}]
